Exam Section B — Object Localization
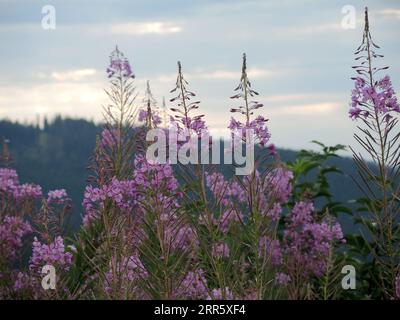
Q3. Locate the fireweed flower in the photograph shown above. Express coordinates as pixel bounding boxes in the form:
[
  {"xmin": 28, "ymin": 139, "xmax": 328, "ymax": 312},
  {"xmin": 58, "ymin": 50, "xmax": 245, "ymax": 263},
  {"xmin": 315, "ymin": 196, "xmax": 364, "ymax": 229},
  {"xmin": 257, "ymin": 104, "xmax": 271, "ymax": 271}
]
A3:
[
  {"xmin": 13, "ymin": 272, "xmax": 35, "ymax": 292},
  {"xmin": 10, "ymin": 271, "xmax": 44, "ymax": 300},
  {"xmin": 205, "ymin": 167, "xmax": 293, "ymax": 225},
  {"xmin": 162, "ymin": 218, "xmax": 198, "ymax": 251},
  {"xmin": 29, "ymin": 236, "xmax": 73, "ymax": 273},
  {"xmin": 138, "ymin": 81, "xmax": 162, "ymax": 128},
  {"xmin": 104, "ymin": 255, "xmax": 148, "ymax": 295},
  {"xmin": 14, "ymin": 183, "xmax": 42, "ymax": 199},
  {"xmin": 205, "ymin": 172, "xmax": 246, "ymax": 206},
  {"xmin": 349, "ymin": 8, "xmax": 399, "ymax": 121},
  {"xmin": 106, "ymin": 46, "xmax": 135, "ymax": 79},
  {"xmin": 170, "ymin": 61, "xmax": 206, "ymax": 136},
  {"xmin": 174, "ymin": 269, "xmax": 209, "ymax": 299},
  {"xmin": 284, "ymin": 201, "xmax": 344, "ymax": 277},
  {"xmin": 267, "ymin": 167, "xmax": 294, "ymax": 203},
  {"xmin": 349, "ymin": 75, "xmax": 399, "ymax": 121},
  {"xmin": 0, "ymin": 216, "xmax": 32, "ymax": 261},
  {"xmin": 133, "ymin": 154, "xmax": 179, "ymax": 194},
  {"xmin": 229, "ymin": 54, "xmax": 270, "ymax": 147},
  {"xmin": 0, "ymin": 168, "xmax": 18, "ymax": 188},
  {"xmin": 82, "ymin": 185, "xmax": 104, "ymax": 226},
  {"xmin": 47, "ymin": 189, "xmax": 68, "ymax": 203},
  {"xmin": 133, "ymin": 154, "xmax": 184, "ymax": 231},
  {"xmin": 101, "ymin": 128, "xmax": 120, "ymax": 148},
  {"xmin": 207, "ymin": 287, "xmax": 235, "ymax": 300},
  {"xmin": 396, "ymin": 274, "xmax": 400, "ymax": 299},
  {"xmin": 82, "ymin": 154, "xmax": 180, "ymax": 226},
  {"xmin": 212, "ymin": 241, "xmax": 230, "ymax": 258},
  {"xmin": 1, "ymin": 168, "xmax": 42, "ymax": 200},
  {"xmin": 348, "ymin": 9, "xmax": 400, "ymax": 298},
  {"xmin": 138, "ymin": 109, "xmax": 162, "ymax": 127},
  {"xmin": 0, "ymin": 47, "xmax": 355, "ymax": 301},
  {"xmin": 265, "ymin": 203, "xmax": 282, "ymax": 221},
  {"xmin": 275, "ymin": 272, "xmax": 291, "ymax": 286},
  {"xmin": 258, "ymin": 236, "xmax": 282, "ymax": 266},
  {"xmin": 82, "ymin": 179, "xmax": 138, "ymax": 226}
]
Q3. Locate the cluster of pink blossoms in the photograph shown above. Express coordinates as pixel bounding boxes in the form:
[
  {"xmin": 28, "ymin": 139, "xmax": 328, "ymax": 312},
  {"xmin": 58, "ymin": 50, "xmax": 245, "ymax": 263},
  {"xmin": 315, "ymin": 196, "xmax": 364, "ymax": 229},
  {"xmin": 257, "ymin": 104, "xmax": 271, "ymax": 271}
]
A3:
[
  {"xmin": 180, "ymin": 116, "xmax": 207, "ymax": 135},
  {"xmin": 174, "ymin": 269, "xmax": 209, "ymax": 299},
  {"xmin": 168, "ymin": 111, "xmax": 208, "ymax": 139},
  {"xmin": 13, "ymin": 272, "xmax": 37, "ymax": 293},
  {"xmin": 212, "ymin": 241, "xmax": 230, "ymax": 258},
  {"xmin": 228, "ymin": 115, "xmax": 270, "ymax": 146},
  {"xmin": 83, "ymin": 178, "xmax": 137, "ymax": 225},
  {"xmin": 82, "ymin": 154, "xmax": 188, "ymax": 250},
  {"xmin": 138, "ymin": 109, "xmax": 162, "ymax": 127},
  {"xmin": 10, "ymin": 237, "xmax": 73, "ymax": 297},
  {"xmin": 229, "ymin": 54, "xmax": 271, "ymax": 147},
  {"xmin": 106, "ymin": 47, "xmax": 134, "ymax": 79},
  {"xmin": 47, "ymin": 189, "xmax": 68, "ymax": 203},
  {"xmin": 349, "ymin": 75, "xmax": 400, "ymax": 121},
  {"xmin": 133, "ymin": 154, "xmax": 179, "ymax": 194},
  {"xmin": 204, "ymin": 167, "xmax": 293, "ymax": 232},
  {"xmin": 0, "ymin": 168, "xmax": 42, "ymax": 200},
  {"xmin": 205, "ymin": 172, "xmax": 246, "ymax": 206},
  {"xmin": 258, "ymin": 236, "xmax": 282, "ymax": 266},
  {"xmin": 0, "ymin": 216, "xmax": 32, "ymax": 261},
  {"xmin": 83, "ymin": 154, "xmax": 180, "ymax": 224},
  {"xmin": 284, "ymin": 202, "xmax": 345, "ymax": 277},
  {"xmin": 275, "ymin": 272, "xmax": 291, "ymax": 285},
  {"xmin": 0, "ymin": 165, "xmax": 74, "ymax": 298},
  {"xmin": 267, "ymin": 167, "xmax": 294, "ymax": 203},
  {"xmin": 29, "ymin": 236, "xmax": 73, "ymax": 273},
  {"xmin": 207, "ymin": 287, "xmax": 235, "ymax": 300},
  {"xmin": 101, "ymin": 128, "xmax": 120, "ymax": 148},
  {"xmin": 104, "ymin": 254, "xmax": 148, "ymax": 294},
  {"xmin": 162, "ymin": 219, "xmax": 198, "ymax": 251},
  {"xmin": 257, "ymin": 167, "xmax": 293, "ymax": 220},
  {"xmin": 169, "ymin": 61, "xmax": 207, "ymax": 136}
]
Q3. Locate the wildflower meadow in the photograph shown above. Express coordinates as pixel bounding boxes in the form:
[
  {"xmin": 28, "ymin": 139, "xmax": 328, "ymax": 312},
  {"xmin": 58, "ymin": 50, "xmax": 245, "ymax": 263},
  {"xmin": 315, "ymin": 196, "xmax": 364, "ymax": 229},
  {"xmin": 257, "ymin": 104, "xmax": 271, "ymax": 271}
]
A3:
[{"xmin": 0, "ymin": 6, "xmax": 399, "ymax": 302}]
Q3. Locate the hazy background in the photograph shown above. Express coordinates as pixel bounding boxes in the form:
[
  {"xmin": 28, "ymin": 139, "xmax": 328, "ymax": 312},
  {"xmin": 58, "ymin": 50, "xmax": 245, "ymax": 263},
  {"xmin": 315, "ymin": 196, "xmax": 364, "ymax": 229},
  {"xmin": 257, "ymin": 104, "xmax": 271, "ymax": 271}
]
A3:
[{"xmin": 0, "ymin": 0, "xmax": 399, "ymax": 151}]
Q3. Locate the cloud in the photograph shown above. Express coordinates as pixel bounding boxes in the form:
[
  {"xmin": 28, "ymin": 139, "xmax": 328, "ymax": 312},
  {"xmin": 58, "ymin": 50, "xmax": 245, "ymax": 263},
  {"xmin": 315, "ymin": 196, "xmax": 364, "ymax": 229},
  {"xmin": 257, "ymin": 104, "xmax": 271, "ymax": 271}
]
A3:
[
  {"xmin": 155, "ymin": 73, "xmax": 177, "ymax": 83},
  {"xmin": 196, "ymin": 67, "xmax": 272, "ymax": 80},
  {"xmin": 269, "ymin": 102, "xmax": 340, "ymax": 115},
  {"xmin": 277, "ymin": 23, "xmax": 343, "ymax": 36},
  {"xmin": 262, "ymin": 93, "xmax": 342, "ymax": 104},
  {"xmin": 199, "ymin": 0, "xmax": 314, "ymax": 15},
  {"xmin": 50, "ymin": 69, "xmax": 98, "ymax": 81},
  {"xmin": 0, "ymin": 21, "xmax": 183, "ymax": 38},
  {"xmin": 154, "ymin": 67, "xmax": 273, "ymax": 83},
  {"xmin": 263, "ymin": 94, "xmax": 314, "ymax": 103},
  {"xmin": 110, "ymin": 22, "xmax": 182, "ymax": 35},
  {"xmin": 377, "ymin": 9, "xmax": 400, "ymax": 20},
  {"xmin": 0, "ymin": 81, "xmax": 107, "ymax": 122}
]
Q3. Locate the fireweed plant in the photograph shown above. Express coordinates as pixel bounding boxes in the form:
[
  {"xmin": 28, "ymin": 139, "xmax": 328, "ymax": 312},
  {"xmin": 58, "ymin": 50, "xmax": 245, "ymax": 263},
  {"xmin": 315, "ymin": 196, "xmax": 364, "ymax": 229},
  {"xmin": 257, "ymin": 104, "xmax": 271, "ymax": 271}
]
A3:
[
  {"xmin": 348, "ymin": 8, "xmax": 400, "ymax": 299},
  {"xmin": 138, "ymin": 80, "xmax": 161, "ymax": 129},
  {"xmin": 0, "ymin": 8, "xmax": 398, "ymax": 300},
  {"xmin": 0, "ymin": 50, "xmax": 348, "ymax": 300},
  {"xmin": 75, "ymin": 51, "xmax": 344, "ymax": 300},
  {"xmin": 0, "ymin": 140, "xmax": 73, "ymax": 299}
]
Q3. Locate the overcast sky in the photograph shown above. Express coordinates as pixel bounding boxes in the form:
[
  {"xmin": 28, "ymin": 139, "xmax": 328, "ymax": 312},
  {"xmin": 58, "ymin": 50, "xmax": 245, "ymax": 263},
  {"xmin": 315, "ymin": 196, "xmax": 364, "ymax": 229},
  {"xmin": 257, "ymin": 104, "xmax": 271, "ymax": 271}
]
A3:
[{"xmin": 0, "ymin": 0, "xmax": 399, "ymax": 151}]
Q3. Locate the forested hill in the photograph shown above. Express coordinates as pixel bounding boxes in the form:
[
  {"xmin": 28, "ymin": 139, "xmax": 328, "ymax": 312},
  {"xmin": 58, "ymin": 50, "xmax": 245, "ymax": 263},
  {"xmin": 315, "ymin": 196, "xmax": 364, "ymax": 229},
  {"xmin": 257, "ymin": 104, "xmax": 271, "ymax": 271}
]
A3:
[
  {"xmin": 0, "ymin": 117, "xmax": 101, "ymax": 229},
  {"xmin": 0, "ymin": 117, "xmax": 361, "ymax": 233}
]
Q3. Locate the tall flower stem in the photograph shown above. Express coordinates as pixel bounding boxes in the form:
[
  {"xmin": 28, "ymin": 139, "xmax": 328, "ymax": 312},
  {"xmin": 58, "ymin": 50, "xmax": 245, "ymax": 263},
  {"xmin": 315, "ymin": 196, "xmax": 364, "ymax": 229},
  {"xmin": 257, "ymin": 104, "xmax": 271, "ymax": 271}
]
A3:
[{"xmin": 349, "ymin": 7, "xmax": 400, "ymax": 298}]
